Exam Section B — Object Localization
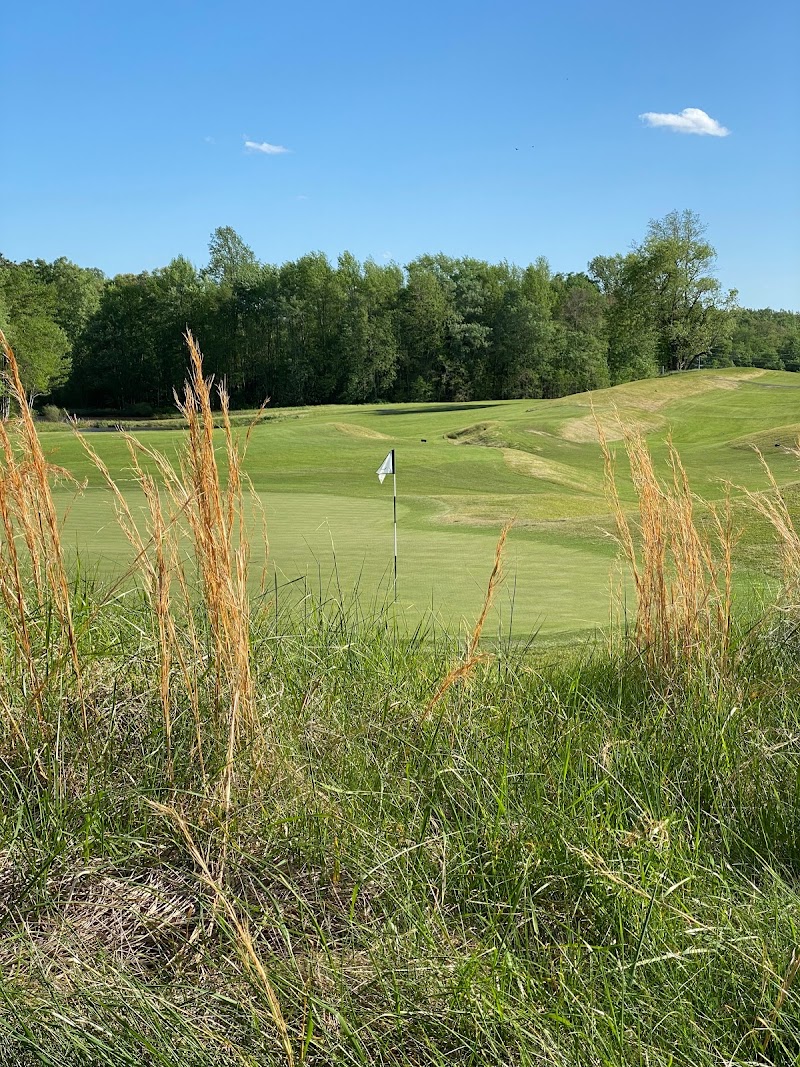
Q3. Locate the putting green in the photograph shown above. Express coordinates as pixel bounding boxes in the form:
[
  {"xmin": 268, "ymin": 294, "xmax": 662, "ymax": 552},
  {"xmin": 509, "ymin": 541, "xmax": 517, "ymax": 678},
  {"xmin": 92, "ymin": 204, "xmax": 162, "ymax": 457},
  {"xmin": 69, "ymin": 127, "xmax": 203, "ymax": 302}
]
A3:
[{"xmin": 44, "ymin": 368, "xmax": 800, "ymax": 637}]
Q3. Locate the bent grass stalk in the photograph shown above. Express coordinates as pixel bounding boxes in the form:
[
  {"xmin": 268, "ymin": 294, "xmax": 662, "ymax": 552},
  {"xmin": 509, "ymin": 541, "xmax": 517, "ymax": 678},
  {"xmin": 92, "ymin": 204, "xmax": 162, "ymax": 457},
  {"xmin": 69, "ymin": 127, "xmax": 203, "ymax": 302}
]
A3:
[
  {"xmin": 743, "ymin": 448, "xmax": 800, "ymax": 607},
  {"xmin": 76, "ymin": 333, "xmax": 265, "ymax": 867},
  {"xmin": 172, "ymin": 331, "xmax": 257, "ymax": 748},
  {"xmin": 423, "ymin": 521, "xmax": 511, "ymax": 717},
  {"xmin": 76, "ymin": 432, "xmax": 184, "ymax": 783},
  {"xmin": 146, "ymin": 798, "xmax": 295, "ymax": 1066}
]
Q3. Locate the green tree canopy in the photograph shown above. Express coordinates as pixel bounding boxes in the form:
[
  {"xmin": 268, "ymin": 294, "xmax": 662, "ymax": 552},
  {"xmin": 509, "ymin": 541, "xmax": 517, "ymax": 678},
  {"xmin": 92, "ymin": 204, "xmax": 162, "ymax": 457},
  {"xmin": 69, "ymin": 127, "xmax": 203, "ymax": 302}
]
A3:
[
  {"xmin": 594, "ymin": 210, "xmax": 739, "ymax": 375},
  {"xmin": 0, "ymin": 260, "xmax": 72, "ymax": 397},
  {"xmin": 205, "ymin": 227, "xmax": 259, "ymax": 286}
]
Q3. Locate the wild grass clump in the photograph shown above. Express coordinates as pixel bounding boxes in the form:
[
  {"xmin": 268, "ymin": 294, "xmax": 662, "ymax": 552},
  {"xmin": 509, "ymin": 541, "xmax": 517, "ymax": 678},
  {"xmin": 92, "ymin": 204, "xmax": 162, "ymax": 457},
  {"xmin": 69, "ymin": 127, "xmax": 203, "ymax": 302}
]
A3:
[
  {"xmin": 0, "ymin": 329, "xmax": 85, "ymax": 739},
  {"xmin": 3, "ymin": 611, "xmax": 800, "ymax": 1065},
  {"xmin": 599, "ymin": 415, "xmax": 734, "ymax": 677},
  {"xmin": 76, "ymin": 331, "xmax": 264, "ymax": 796}
]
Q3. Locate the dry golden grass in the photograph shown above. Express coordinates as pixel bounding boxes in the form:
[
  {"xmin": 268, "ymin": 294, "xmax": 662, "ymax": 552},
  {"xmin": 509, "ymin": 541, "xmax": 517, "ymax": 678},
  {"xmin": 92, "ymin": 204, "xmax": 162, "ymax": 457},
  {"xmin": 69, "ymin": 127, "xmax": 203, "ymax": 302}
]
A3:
[
  {"xmin": 0, "ymin": 326, "xmax": 270, "ymax": 810},
  {"xmin": 75, "ymin": 433, "xmax": 189, "ymax": 783},
  {"xmin": 0, "ymin": 328, "xmax": 85, "ymax": 733},
  {"xmin": 598, "ymin": 412, "xmax": 733, "ymax": 673},
  {"xmin": 76, "ymin": 332, "xmax": 267, "ymax": 805},
  {"xmin": 742, "ymin": 449, "xmax": 800, "ymax": 606},
  {"xmin": 171, "ymin": 332, "xmax": 256, "ymax": 735}
]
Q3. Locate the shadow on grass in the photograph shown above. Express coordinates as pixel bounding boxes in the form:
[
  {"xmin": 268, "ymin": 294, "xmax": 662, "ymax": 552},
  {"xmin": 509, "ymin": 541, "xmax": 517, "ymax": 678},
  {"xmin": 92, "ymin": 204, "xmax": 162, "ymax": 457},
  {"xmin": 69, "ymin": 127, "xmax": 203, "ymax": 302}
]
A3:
[{"xmin": 372, "ymin": 403, "xmax": 501, "ymax": 416}]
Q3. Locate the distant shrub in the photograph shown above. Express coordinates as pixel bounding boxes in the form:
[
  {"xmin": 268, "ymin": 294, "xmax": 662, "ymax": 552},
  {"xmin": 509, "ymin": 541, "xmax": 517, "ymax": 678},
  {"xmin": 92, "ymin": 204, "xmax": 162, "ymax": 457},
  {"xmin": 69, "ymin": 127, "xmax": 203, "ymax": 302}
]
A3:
[
  {"xmin": 42, "ymin": 404, "xmax": 62, "ymax": 422},
  {"xmin": 129, "ymin": 402, "xmax": 154, "ymax": 418}
]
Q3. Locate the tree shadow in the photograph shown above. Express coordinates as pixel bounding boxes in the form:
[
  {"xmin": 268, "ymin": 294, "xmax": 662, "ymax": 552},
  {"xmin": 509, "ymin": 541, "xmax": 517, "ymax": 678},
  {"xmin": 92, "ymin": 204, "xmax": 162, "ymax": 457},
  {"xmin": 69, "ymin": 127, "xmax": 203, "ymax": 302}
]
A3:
[{"xmin": 372, "ymin": 403, "xmax": 500, "ymax": 416}]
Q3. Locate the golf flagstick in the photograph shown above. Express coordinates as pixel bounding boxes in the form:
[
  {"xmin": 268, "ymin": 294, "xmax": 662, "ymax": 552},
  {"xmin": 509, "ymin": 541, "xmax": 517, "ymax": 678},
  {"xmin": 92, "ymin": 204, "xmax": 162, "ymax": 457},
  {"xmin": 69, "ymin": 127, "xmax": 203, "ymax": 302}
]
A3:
[{"xmin": 376, "ymin": 449, "xmax": 397, "ymax": 600}]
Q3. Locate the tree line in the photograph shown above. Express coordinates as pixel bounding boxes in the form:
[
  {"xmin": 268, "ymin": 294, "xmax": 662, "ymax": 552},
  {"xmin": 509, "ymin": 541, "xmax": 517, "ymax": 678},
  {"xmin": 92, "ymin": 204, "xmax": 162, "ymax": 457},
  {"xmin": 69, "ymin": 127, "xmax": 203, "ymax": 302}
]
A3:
[{"xmin": 1, "ymin": 210, "xmax": 798, "ymax": 413}]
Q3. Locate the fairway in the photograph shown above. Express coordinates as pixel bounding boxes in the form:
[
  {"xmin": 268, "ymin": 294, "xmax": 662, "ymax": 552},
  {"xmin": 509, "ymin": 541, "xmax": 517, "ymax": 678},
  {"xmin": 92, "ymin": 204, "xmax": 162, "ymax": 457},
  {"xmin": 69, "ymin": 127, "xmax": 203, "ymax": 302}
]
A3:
[{"xmin": 47, "ymin": 367, "xmax": 800, "ymax": 637}]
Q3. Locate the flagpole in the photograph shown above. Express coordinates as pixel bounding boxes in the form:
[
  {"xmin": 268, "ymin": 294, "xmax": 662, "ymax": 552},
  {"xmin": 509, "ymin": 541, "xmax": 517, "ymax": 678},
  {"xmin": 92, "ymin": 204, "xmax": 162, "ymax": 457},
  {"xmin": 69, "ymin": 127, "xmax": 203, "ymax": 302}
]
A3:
[{"xmin": 392, "ymin": 448, "xmax": 397, "ymax": 601}]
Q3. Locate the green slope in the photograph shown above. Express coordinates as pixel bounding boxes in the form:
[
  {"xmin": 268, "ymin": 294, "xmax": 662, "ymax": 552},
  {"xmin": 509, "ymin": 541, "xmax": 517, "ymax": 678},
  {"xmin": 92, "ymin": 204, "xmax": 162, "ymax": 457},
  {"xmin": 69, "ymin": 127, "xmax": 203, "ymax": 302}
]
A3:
[{"xmin": 43, "ymin": 367, "xmax": 800, "ymax": 636}]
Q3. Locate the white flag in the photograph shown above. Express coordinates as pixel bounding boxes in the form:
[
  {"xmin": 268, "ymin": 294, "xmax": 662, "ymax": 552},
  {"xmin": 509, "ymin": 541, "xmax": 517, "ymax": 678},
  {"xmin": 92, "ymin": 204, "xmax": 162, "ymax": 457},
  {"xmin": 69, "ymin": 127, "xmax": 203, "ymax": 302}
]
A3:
[{"xmin": 376, "ymin": 451, "xmax": 394, "ymax": 484}]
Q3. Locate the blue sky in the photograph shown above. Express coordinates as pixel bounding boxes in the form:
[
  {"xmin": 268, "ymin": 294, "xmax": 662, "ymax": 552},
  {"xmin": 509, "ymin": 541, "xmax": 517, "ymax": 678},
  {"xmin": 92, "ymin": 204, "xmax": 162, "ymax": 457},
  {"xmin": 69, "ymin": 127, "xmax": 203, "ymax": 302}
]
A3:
[{"xmin": 3, "ymin": 0, "xmax": 798, "ymax": 309}]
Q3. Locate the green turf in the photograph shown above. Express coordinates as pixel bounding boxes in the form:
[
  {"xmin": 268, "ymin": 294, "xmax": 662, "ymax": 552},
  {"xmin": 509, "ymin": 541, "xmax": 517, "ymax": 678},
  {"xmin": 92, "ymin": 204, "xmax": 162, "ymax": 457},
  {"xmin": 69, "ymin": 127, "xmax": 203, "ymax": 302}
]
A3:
[{"xmin": 44, "ymin": 367, "xmax": 800, "ymax": 636}]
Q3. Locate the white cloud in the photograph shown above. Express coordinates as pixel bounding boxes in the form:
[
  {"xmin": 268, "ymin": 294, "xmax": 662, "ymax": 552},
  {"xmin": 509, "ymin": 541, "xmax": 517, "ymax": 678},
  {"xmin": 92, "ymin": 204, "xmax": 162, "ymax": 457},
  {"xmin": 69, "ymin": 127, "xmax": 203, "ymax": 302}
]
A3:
[
  {"xmin": 244, "ymin": 139, "xmax": 290, "ymax": 154},
  {"xmin": 639, "ymin": 107, "xmax": 730, "ymax": 137}
]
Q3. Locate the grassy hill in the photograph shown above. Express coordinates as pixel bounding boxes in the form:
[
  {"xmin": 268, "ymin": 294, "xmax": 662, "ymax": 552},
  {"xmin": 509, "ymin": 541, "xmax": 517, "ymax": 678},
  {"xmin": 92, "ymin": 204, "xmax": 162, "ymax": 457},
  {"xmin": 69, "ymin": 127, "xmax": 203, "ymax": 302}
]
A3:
[{"xmin": 44, "ymin": 366, "xmax": 800, "ymax": 637}]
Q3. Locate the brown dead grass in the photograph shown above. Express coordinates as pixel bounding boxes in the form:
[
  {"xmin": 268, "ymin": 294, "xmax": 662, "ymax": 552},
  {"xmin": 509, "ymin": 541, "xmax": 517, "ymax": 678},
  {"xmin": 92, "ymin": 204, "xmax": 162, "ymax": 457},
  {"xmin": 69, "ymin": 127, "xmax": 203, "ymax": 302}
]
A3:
[
  {"xmin": 76, "ymin": 333, "xmax": 263, "ymax": 794},
  {"xmin": 598, "ymin": 411, "xmax": 733, "ymax": 673},
  {"xmin": 742, "ymin": 448, "xmax": 800, "ymax": 606},
  {"xmin": 147, "ymin": 800, "xmax": 295, "ymax": 1065}
]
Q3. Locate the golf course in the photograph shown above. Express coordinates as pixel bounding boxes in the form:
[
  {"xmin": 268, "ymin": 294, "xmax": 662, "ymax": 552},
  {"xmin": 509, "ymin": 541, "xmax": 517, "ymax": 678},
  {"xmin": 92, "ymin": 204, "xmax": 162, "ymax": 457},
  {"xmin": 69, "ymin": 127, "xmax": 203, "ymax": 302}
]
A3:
[
  {"xmin": 46, "ymin": 365, "xmax": 800, "ymax": 638},
  {"xmin": 5, "ymin": 0, "xmax": 800, "ymax": 1058},
  {"xmin": 6, "ymin": 332, "xmax": 800, "ymax": 1065}
]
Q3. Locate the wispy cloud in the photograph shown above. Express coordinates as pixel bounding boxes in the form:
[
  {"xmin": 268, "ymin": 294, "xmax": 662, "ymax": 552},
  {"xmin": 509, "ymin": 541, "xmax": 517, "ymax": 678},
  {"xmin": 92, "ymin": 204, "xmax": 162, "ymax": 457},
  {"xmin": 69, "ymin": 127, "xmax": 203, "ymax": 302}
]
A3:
[
  {"xmin": 244, "ymin": 139, "xmax": 291, "ymax": 155},
  {"xmin": 639, "ymin": 107, "xmax": 730, "ymax": 137}
]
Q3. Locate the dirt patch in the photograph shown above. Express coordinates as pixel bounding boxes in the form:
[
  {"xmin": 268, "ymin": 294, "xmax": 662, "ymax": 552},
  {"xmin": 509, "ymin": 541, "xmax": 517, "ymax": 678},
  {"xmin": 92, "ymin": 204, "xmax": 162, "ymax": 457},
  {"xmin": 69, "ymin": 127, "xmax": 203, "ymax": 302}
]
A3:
[{"xmin": 329, "ymin": 422, "xmax": 389, "ymax": 440}]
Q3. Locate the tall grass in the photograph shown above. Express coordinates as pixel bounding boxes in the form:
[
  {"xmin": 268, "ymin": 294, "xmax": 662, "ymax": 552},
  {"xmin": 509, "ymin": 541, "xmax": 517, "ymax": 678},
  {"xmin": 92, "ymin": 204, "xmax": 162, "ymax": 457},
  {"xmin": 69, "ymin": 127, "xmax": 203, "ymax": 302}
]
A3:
[
  {"xmin": 75, "ymin": 332, "xmax": 264, "ymax": 795},
  {"xmin": 0, "ymin": 329, "xmax": 85, "ymax": 736},
  {"xmin": 598, "ymin": 415, "xmax": 733, "ymax": 674},
  {"xmin": 424, "ymin": 520, "xmax": 510, "ymax": 717},
  {"xmin": 744, "ymin": 448, "xmax": 800, "ymax": 608}
]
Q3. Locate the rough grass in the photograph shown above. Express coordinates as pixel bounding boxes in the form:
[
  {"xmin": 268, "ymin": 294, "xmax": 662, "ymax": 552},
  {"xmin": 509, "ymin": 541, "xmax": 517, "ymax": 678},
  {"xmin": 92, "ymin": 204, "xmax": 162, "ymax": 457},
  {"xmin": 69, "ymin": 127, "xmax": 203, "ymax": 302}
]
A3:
[{"xmin": 3, "ymin": 596, "xmax": 800, "ymax": 1065}]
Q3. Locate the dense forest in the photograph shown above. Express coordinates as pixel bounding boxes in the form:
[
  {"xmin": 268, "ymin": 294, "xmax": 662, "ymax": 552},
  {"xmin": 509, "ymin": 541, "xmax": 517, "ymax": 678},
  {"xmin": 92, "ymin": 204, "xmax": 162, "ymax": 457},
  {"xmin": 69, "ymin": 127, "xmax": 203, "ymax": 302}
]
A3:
[{"xmin": 1, "ymin": 210, "xmax": 798, "ymax": 413}]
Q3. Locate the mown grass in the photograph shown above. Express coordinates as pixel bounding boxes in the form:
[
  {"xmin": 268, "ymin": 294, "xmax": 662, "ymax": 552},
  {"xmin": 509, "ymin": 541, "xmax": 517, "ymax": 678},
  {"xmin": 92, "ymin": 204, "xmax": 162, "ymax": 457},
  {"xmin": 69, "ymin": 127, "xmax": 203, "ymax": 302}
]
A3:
[
  {"xmin": 3, "ymin": 332, "xmax": 800, "ymax": 1064},
  {"xmin": 37, "ymin": 365, "xmax": 800, "ymax": 638}
]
